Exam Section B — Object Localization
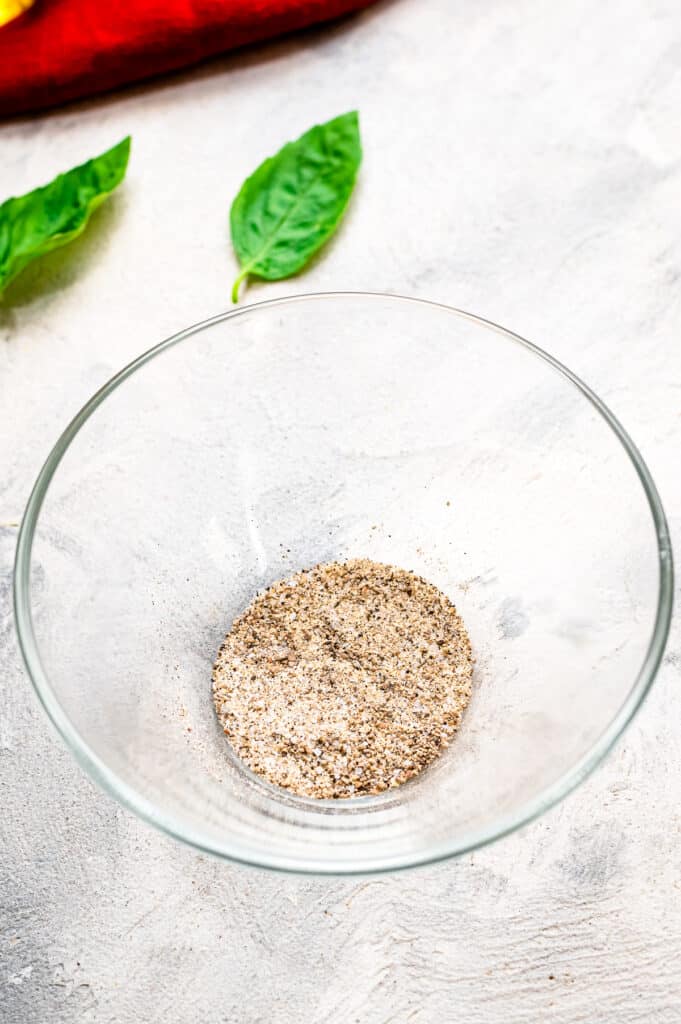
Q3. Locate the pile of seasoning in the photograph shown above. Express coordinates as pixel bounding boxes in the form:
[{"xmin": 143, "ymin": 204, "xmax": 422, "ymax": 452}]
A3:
[{"xmin": 212, "ymin": 559, "xmax": 473, "ymax": 799}]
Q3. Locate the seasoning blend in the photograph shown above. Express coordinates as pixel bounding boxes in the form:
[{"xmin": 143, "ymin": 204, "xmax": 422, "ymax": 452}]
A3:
[{"xmin": 212, "ymin": 559, "xmax": 473, "ymax": 799}]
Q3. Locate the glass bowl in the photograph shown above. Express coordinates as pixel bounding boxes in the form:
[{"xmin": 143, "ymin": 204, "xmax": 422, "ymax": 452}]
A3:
[{"xmin": 14, "ymin": 293, "xmax": 673, "ymax": 874}]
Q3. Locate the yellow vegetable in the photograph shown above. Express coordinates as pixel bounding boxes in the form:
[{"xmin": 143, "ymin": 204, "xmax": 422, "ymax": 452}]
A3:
[{"xmin": 0, "ymin": 0, "xmax": 35, "ymax": 29}]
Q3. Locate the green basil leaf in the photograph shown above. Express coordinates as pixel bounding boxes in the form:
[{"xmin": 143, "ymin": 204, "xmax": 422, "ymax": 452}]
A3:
[
  {"xmin": 230, "ymin": 112, "xmax": 361, "ymax": 303},
  {"xmin": 0, "ymin": 136, "xmax": 131, "ymax": 296}
]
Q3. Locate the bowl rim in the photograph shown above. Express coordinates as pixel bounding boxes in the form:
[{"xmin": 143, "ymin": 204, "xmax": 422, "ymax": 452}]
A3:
[{"xmin": 13, "ymin": 291, "xmax": 674, "ymax": 875}]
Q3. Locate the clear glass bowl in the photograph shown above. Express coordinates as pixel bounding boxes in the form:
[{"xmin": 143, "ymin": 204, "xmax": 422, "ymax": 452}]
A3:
[{"xmin": 14, "ymin": 293, "xmax": 673, "ymax": 874}]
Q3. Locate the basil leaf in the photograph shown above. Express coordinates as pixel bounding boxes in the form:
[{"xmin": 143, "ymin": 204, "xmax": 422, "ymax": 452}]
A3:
[
  {"xmin": 0, "ymin": 136, "xmax": 131, "ymax": 296},
  {"xmin": 230, "ymin": 112, "xmax": 361, "ymax": 303}
]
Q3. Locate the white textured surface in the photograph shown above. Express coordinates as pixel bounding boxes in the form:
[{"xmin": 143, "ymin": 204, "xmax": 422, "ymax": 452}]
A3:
[{"xmin": 1, "ymin": 0, "xmax": 680, "ymax": 1020}]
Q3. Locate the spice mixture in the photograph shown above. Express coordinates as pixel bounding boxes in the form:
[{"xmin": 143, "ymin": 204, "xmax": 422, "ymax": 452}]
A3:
[{"xmin": 212, "ymin": 559, "xmax": 473, "ymax": 799}]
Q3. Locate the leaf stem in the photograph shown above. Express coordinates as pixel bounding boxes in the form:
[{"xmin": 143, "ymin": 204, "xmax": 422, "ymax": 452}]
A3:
[{"xmin": 231, "ymin": 268, "xmax": 249, "ymax": 304}]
